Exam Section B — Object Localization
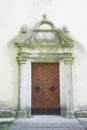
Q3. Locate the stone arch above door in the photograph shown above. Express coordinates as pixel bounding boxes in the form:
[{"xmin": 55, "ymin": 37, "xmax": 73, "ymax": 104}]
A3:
[{"xmin": 14, "ymin": 15, "xmax": 75, "ymax": 118}]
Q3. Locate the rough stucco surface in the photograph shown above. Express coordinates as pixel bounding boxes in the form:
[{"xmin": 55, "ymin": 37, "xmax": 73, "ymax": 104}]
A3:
[
  {"xmin": 73, "ymin": 43, "xmax": 87, "ymax": 110},
  {"xmin": 0, "ymin": 44, "xmax": 19, "ymax": 109}
]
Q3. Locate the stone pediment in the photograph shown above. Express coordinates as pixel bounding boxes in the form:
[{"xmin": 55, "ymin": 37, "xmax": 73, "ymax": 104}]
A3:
[{"xmin": 15, "ymin": 15, "xmax": 74, "ymax": 47}]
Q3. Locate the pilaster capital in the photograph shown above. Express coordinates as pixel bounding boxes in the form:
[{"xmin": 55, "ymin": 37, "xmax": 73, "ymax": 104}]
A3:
[
  {"xmin": 64, "ymin": 57, "xmax": 74, "ymax": 64},
  {"xmin": 16, "ymin": 56, "xmax": 27, "ymax": 64}
]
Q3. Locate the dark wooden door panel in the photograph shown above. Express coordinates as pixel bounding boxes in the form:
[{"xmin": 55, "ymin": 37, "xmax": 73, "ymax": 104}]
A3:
[
  {"xmin": 32, "ymin": 63, "xmax": 45, "ymax": 108},
  {"xmin": 32, "ymin": 63, "xmax": 60, "ymax": 115},
  {"xmin": 45, "ymin": 63, "xmax": 60, "ymax": 108}
]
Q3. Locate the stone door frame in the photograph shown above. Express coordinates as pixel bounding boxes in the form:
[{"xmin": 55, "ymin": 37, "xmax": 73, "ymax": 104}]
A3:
[{"xmin": 16, "ymin": 43, "xmax": 75, "ymax": 118}]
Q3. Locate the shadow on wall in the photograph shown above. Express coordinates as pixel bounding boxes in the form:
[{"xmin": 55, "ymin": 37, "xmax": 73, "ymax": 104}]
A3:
[{"xmin": 6, "ymin": 36, "xmax": 20, "ymax": 109}]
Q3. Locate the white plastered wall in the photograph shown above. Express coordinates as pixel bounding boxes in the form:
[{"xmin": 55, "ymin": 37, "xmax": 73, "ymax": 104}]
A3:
[
  {"xmin": 0, "ymin": 41, "xmax": 19, "ymax": 109},
  {"xmin": 73, "ymin": 42, "xmax": 87, "ymax": 111}
]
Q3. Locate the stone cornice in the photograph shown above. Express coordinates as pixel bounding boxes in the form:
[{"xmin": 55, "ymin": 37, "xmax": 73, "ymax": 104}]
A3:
[
  {"xmin": 15, "ymin": 42, "xmax": 74, "ymax": 49},
  {"xmin": 17, "ymin": 52, "xmax": 73, "ymax": 63}
]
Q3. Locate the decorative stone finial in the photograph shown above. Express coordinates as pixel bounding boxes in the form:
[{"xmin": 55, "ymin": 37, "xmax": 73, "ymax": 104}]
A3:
[
  {"xmin": 62, "ymin": 26, "xmax": 69, "ymax": 33},
  {"xmin": 43, "ymin": 14, "xmax": 47, "ymax": 21},
  {"xmin": 20, "ymin": 24, "xmax": 28, "ymax": 33}
]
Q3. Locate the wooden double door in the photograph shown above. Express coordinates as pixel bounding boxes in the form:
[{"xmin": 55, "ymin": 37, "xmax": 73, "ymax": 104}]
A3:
[{"xmin": 32, "ymin": 63, "xmax": 60, "ymax": 115}]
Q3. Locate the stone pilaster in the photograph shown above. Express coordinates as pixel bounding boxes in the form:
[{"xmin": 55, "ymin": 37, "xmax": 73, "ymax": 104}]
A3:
[
  {"xmin": 64, "ymin": 57, "xmax": 75, "ymax": 118},
  {"xmin": 17, "ymin": 56, "xmax": 31, "ymax": 117}
]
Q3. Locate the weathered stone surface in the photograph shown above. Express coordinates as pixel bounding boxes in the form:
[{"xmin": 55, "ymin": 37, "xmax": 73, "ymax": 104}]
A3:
[
  {"xmin": 75, "ymin": 111, "xmax": 87, "ymax": 118},
  {"xmin": 0, "ymin": 110, "xmax": 16, "ymax": 118}
]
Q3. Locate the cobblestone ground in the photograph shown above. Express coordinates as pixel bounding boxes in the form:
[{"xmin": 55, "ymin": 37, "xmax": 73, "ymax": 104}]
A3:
[{"xmin": 0, "ymin": 116, "xmax": 87, "ymax": 130}]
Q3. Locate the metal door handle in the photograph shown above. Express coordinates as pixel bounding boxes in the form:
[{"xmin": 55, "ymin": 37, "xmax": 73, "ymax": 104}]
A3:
[
  {"xmin": 36, "ymin": 85, "xmax": 42, "ymax": 91},
  {"xmin": 49, "ymin": 85, "xmax": 56, "ymax": 92}
]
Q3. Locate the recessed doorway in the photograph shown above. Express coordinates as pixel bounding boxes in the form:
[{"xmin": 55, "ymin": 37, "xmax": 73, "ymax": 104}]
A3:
[{"xmin": 31, "ymin": 63, "xmax": 60, "ymax": 115}]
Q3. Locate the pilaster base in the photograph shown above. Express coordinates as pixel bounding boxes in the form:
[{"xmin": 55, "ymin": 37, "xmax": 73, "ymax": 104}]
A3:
[
  {"xmin": 66, "ymin": 111, "xmax": 75, "ymax": 118},
  {"xmin": 17, "ymin": 110, "xmax": 27, "ymax": 118}
]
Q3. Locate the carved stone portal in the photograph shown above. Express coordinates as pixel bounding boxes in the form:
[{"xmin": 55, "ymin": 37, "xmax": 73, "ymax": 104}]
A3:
[{"xmin": 15, "ymin": 15, "xmax": 75, "ymax": 118}]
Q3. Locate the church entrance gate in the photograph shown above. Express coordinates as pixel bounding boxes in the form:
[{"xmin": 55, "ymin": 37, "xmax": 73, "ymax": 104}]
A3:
[{"xmin": 15, "ymin": 16, "xmax": 75, "ymax": 118}]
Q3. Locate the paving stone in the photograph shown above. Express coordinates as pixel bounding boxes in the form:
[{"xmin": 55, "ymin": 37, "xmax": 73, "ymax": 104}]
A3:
[{"xmin": 7, "ymin": 116, "xmax": 87, "ymax": 130}]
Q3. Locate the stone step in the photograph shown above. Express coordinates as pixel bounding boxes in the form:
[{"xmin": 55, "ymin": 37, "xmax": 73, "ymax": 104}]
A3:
[
  {"xmin": 8, "ymin": 116, "xmax": 87, "ymax": 130},
  {"xmin": 9, "ymin": 126, "xmax": 85, "ymax": 130}
]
